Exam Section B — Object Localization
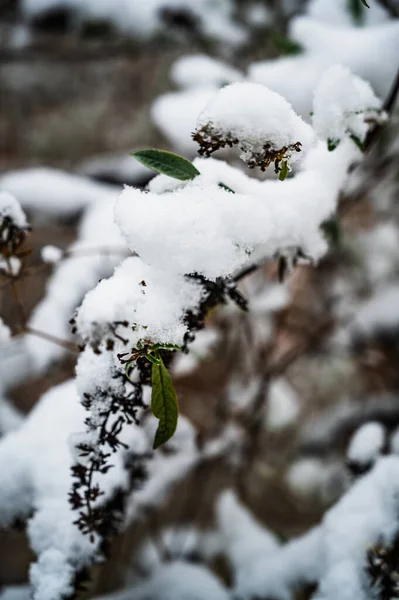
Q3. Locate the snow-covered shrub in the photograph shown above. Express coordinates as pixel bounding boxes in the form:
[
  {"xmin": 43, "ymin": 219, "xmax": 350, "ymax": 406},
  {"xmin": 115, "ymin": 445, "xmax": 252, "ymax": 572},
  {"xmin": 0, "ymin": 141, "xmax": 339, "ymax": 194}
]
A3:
[{"xmin": 1, "ymin": 1, "xmax": 399, "ymax": 599}]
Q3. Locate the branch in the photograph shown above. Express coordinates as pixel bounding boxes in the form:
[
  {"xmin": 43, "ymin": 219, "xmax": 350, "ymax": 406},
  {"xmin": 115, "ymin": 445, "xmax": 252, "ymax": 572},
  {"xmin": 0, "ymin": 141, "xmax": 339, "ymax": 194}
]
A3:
[{"xmin": 375, "ymin": 0, "xmax": 399, "ymax": 18}]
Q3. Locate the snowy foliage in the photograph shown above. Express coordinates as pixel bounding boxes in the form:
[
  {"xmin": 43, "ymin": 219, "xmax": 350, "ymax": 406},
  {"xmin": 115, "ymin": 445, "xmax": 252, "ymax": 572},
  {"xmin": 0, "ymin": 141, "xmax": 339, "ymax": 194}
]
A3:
[{"xmin": 1, "ymin": 2, "xmax": 399, "ymax": 599}]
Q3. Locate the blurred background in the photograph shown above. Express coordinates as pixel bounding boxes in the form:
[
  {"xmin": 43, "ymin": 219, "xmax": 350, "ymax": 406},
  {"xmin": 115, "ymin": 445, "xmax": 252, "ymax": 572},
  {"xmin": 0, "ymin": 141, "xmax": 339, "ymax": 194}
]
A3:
[{"xmin": 1, "ymin": 0, "xmax": 399, "ymax": 598}]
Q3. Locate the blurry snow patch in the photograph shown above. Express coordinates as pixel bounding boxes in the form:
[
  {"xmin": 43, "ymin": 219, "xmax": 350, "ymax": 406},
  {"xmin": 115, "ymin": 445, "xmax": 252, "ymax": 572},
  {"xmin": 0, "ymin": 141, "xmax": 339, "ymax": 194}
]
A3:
[
  {"xmin": 0, "ymin": 390, "xmax": 23, "ymax": 436},
  {"xmin": 135, "ymin": 526, "xmax": 223, "ymax": 574},
  {"xmin": 126, "ymin": 561, "xmax": 230, "ymax": 600},
  {"xmin": 0, "ymin": 190, "xmax": 28, "ymax": 228},
  {"xmin": 152, "ymin": 88, "xmax": 215, "ymax": 154},
  {"xmin": 266, "ymin": 378, "xmax": 300, "ymax": 431},
  {"xmin": 0, "ymin": 586, "xmax": 30, "ymax": 600},
  {"xmin": 390, "ymin": 426, "xmax": 399, "ymax": 454},
  {"xmin": 0, "ymin": 168, "xmax": 119, "ymax": 221},
  {"xmin": 248, "ymin": 19, "xmax": 399, "ymax": 118},
  {"xmin": 237, "ymin": 454, "xmax": 399, "ymax": 600},
  {"xmin": 312, "ymin": 65, "xmax": 383, "ymax": 145},
  {"xmin": 217, "ymin": 489, "xmax": 279, "ymax": 577},
  {"xmin": 171, "ymin": 54, "xmax": 243, "ymax": 89},
  {"xmin": 358, "ymin": 223, "xmax": 399, "ymax": 285},
  {"xmin": 233, "ymin": 525, "xmax": 322, "ymax": 600},
  {"xmin": 250, "ymin": 282, "xmax": 289, "ymax": 314},
  {"xmin": 307, "ymin": 0, "xmax": 390, "ymax": 26},
  {"xmin": 287, "ymin": 457, "xmax": 327, "ymax": 497},
  {"xmin": 0, "ymin": 318, "xmax": 11, "ymax": 345},
  {"xmin": 227, "ymin": 378, "xmax": 260, "ymax": 411},
  {"xmin": 245, "ymin": 2, "xmax": 271, "ymax": 27},
  {"xmin": 22, "ymin": 0, "xmax": 247, "ymax": 46},
  {"xmin": 26, "ymin": 200, "xmax": 126, "ymax": 374},
  {"xmin": 79, "ymin": 153, "xmax": 153, "ymax": 187},
  {"xmin": 0, "ymin": 256, "xmax": 21, "ymax": 276},
  {"xmin": 347, "ymin": 421, "xmax": 386, "ymax": 467},
  {"xmin": 352, "ymin": 285, "xmax": 399, "ymax": 337},
  {"xmin": 172, "ymin": 328, "xmax": 219, "ymax": 376},
  {"xmin": 41, "ymin": 245, "xmax": 63, "ymax": 265}
]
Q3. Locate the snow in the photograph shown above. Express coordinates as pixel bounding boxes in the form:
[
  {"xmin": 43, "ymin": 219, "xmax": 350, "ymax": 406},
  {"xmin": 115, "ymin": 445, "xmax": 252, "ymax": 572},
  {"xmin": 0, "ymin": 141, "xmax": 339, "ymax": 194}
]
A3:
[
  {"xmin": 26, "ymin": 199, "xmax": 126, "ymax": 373},
  {"xmin": 217, "ymin": 489, "xmax": 279, "ymax": 575},
  {"xmin": 0, "ymin": 256, "xmax": 22, "ymax": 277},
  {"xmin": 172, "ymin": 328, "xmax": 219, "ymax": 376},
  {"xmin": 0, "ymin": 394, "xmax": 23, "ymax": 436},
  {"xmin": 171, "ymin": 55, "xmax": 243, "ymax": 90},
  {"xmin": 286, "ymin": 457, "xmax": 327, "ymax": 497},
  {"xmin": 312, "ymin": 65, "xmax": 383, "ymax": 145},
  {"xmin": 0, "ymin": 168, "xmax": 119, "ymax": 221},
  {"xmin": 76, "ymin": 256, "xmax": 203, "ymax": 349},
  {"xmin": 0, "ymin": 191, "xmax": 28, "ymax": 229},
  {"xmin": 233, "ymin": 456, "xmax": 399, "ymax": 600},
  {"xmin": 21, "ymin": 0, "xmax": 247, "ymax": 46},
  {"xmin": 347, "ymin": 422, "xmax": 386, "ymax": 467},
  {"xmin": 0, "ymin": 380, "xmax": 148, "ymax": 600},
  {"xmin": 116, "ymin": 139, "xmax": 356, "ymax": 285},
  {"xmin": 41, "ymin": 245, "xmax": 63, "ymax": 265},
  {"xmin": 0, "ymin": 318, "xmax": 11, "ymax": 345},
  {"xmin": 266, "ymin": 377, "xmax": 300, "ymax": 431},
  {"xmin": 248, "ymin": 19, "xmax": 399, "ymax": 118},
  {"xmin": 352, "ymin": 285, "xmax": 399, "ymax": 337},
  {"xmin": 195, "ymin": 82, "xmax": 315, "ymax": 169},
  {"xmin": 234, "ymin": 525, "xmax": 323, "ymax": 600},
  {"xmin": 120, "ymin": 561, "xmax": 230, "ymax": 600},
  {"xmin": 152, "ymin": 88, "xmax": 215, "ymax": 155},
  {"xmin": 307, "ymin": 0, "xmax": 390, "ymax": 26}
]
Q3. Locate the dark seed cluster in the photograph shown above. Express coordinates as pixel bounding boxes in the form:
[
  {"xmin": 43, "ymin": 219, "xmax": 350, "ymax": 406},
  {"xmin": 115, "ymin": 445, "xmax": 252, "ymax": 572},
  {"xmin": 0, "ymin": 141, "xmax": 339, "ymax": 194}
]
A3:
[
  {"xmin": 182, "ymin": 273, "xmax": 248, "ymax": 351},
  {"xmin": 367, "ymin": 540, "xmax": 399, "ymax": 600},
  {"xmin": 192, "ymin": 124, "xmax": 302, "ymax": 173},
  {"xmin": 70, "ymin": 369, "xmax": 149, "ymax": 546},
  {"xmin": 0, "ymin": 214, "xmax": 30, "ymax": 258}
]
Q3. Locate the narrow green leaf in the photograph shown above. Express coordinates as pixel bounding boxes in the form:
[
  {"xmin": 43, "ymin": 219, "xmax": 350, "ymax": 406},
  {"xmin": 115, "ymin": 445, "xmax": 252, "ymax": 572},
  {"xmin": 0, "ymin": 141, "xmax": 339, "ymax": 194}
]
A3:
[
  {"xmin": 360, "ymin": 0, "xmax": 370, "ymax": 7},
  {"xmin": 131, "ymin": 149, "xmax": 200, "ymax": 181},
  {"xmin": 218, "ymin": 182, "xmax": 235, "ymax": 193},
  {"xmin": 151, "ymin": 357, "xmax": 179, "ymax": 449},
  {"xmin": 328, "ymin": 138, "xmax": 340, "ymax": 152},
  {"xmin": 347, "ymin": 0, "xmax": 365, "ymax": 24},
  {"xmin": 278, "ymin": 160, "xmax": 289, "ymax": 181},
  {"xmin": 152, "ymin": 343, "xmax": 181, "ymax": 351},
  {"xmin": 349, "ymin": 133, "xmax": 366, "ymax": 152},
  {"xmin": 146, "ymin": 353, "xmax": 162, "ymax": 365}
]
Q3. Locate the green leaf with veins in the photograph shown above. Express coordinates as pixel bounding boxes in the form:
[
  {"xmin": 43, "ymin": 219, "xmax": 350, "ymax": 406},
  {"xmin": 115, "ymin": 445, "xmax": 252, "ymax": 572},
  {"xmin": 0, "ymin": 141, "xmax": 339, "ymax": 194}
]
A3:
[
  {"xmin": 131, "ymin": 149, "xmax": 200, "ymax": 181},
  {"xmin": 151, "ymin": 355, "xmax": 179, "ymax": 449}
]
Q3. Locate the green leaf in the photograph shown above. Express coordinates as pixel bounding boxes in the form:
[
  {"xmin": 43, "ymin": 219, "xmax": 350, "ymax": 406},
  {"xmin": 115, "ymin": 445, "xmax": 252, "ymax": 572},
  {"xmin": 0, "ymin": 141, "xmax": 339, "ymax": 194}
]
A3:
[
  {"xmin": 146, "ymin": 353, "xmax": 162, "ymax": 365},
  {"xmin": 349, "ymin": 133, "xmax": 366, "ymax": 152},
  {"xmin": 278, "ymin": 160, "xmax": 289, "ymax": 181},
  {"xmin": 151, "ymin": 357, "xmax": 179, "ymax": 449},
  {"xmin": 328, "ymin": 138, "xmax": 340, "ymax": 152},
  {"xmin": 152, "ymin": 343, "xmax": 181, "ymax": 351},
  {"xmin": 347, "ymin": 0, "xmax": 366, "ymax": 24},
  {"xmin": 131, "ymin": 149, "xmax": 200, "ymax": 181},
  {"xmin": 270, "ymin": 31, "xmax": 304, "ymax": 55},
  {"xmin": 218, "ymin": 182, "xmax": 235, "ymax": 193},
  {"xmin": 360, "ymin": 0, "xmax": 370, "ymax": 7}
]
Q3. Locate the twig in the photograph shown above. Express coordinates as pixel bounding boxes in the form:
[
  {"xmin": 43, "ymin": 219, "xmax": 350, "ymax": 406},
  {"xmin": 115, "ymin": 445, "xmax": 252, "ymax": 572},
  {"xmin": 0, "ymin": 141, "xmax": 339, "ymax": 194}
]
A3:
[{"xmin": 375, "ymin": 0, "xmax": 399, "ymax": 18}]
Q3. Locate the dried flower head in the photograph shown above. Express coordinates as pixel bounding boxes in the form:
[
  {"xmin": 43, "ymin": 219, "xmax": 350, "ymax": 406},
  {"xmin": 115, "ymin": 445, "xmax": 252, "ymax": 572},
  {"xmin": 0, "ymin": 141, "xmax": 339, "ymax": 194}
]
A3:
[
  {"xmin": 193, "ymin": 82, "xmax": 314, "ymax": 175},
  {"xmin": 0, "ymin": 191, "xmax": 30, "ymax": 256}
]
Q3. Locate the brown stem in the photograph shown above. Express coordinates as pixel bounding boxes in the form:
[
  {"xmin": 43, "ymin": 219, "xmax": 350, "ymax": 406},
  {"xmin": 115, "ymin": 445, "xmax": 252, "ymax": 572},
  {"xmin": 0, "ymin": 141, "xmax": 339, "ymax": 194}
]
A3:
[{"xmin": 25, "ymin": 327, "xmax": 79, "ymax": 353}]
